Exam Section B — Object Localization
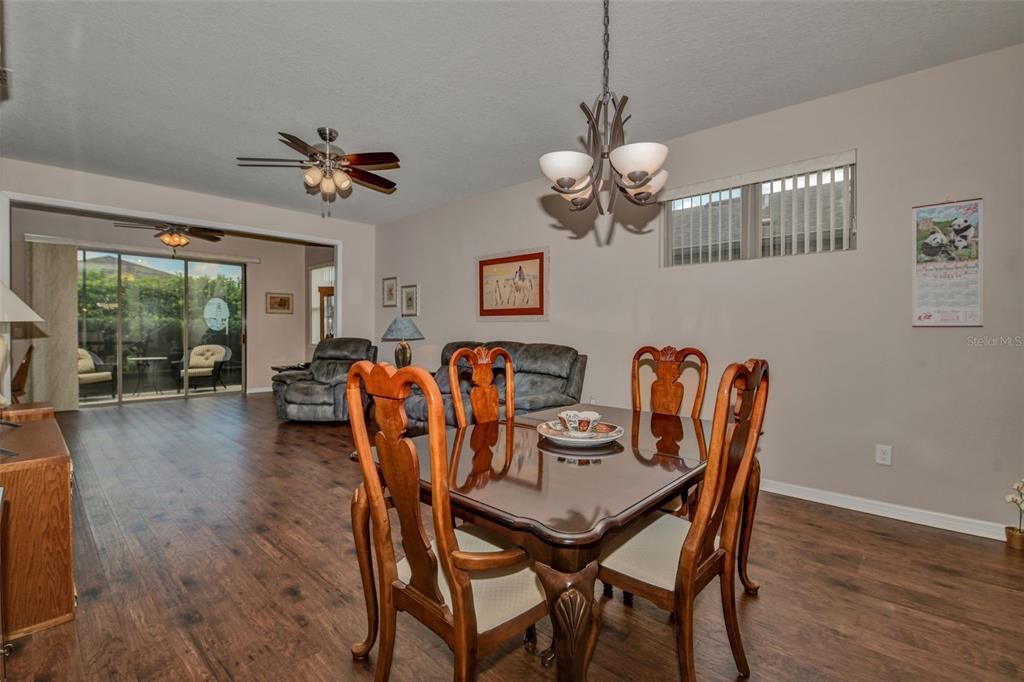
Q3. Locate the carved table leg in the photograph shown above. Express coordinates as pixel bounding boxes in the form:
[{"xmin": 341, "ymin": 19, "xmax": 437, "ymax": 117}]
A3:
[
  {"xmin": 350, "ymin": 485, "xmax": 379, "ymax": 660},
  {"xmin": 737, "ymin": 457, "xmax": 761, "ymax": 595},
  {"xmin": 533, "ymin": 561, "xmax": 601, "ymax": 682}
]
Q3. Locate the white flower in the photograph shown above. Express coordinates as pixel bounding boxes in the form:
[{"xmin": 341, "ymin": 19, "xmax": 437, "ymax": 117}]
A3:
[
  {"xmin": 1014, "ymin": 481, "xmax": 1024, "ymax": 493},
  {"xmin": 1008, "ymin": 494, "xmax": 1020, "ymax": 503}
]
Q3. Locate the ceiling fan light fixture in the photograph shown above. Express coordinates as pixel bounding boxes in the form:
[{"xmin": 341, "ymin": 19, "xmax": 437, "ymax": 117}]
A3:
[
  {"xmin": 334, "ymin": 171, "xmax": 352, "ymax": 191},
  {"xmin": 159, "ymin": 231, "xmax": 190, "ymax": 248},
  {"xmin": 303, "ymin": 166, "xmax": 324, "ymax": 186},
  {"xmin": 320, "ymin": 175, "xmax": 336, "ymax": 195}
]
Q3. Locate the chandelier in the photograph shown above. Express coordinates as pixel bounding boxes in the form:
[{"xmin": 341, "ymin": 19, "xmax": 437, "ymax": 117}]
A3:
[{"xmin": 539, "ymin": 0, "xmax": 668, "ymax": 214}]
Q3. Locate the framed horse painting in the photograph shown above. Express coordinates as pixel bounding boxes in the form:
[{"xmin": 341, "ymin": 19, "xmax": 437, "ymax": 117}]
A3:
[{"xmin": 477, "ymin": 249, "xmax": 546, "ymax": 318}]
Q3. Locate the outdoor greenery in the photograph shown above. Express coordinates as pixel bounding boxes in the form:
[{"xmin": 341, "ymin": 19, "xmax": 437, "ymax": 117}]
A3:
[{"xmin": 78, "ymin": 254, "xmax": 243, "ymax": 363}]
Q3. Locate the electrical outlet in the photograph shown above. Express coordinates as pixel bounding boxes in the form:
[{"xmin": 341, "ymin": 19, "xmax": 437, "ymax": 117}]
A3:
[
  {"xmin": 588, "ymin": 394, "xmax": 596, "ymax": 404},
  {"xmin": 875, "ymin": 444, "xmax": 892, "ymax": 466}
]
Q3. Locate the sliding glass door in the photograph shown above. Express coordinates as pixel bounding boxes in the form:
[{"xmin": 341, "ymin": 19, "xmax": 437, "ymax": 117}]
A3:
[
  {"xmin": 186, "ymin": 262, "xmax": 243, "ymax": 394},
  {"xmin": 76, "ymin": 249, "xmax": 245, "ymax": 405}
]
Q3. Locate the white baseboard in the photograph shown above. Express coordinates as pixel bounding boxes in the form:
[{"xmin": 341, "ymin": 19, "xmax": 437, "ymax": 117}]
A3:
[
  {"xmin": 246, "ymin": 386, "xmax": 273, "ymax": 395},
  {"xmin": 761, "ymin": 479, "xmax": 1005, "ymax": 541}
]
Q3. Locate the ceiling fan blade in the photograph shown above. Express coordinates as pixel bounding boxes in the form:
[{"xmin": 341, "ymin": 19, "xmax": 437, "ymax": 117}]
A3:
[
  {"xmin": 344, "ymin": 152, "xmax": 400, "ymax": 167},
  {"xmin": 185, "ymin": 227, "xmax": 225, "ymax": 242},
  {"xmin": 113, "ymin": 222, "xmax": 160, "ymax": 230},
  {"xmin": 278, "ymin": 132, "xmax": 322, "ymax": 159},
  {"xmin": 236, "ymin": 157, "xmax": 306, "ymax": 163},
  {"xmin": 346, "ymin": 167, "xmax": 397, "ymax": 194}
]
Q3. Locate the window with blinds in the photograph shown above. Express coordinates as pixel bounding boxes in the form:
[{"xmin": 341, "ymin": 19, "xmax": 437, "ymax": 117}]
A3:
[{"xmin": 664, "ymin": 153, "xmax": 856, "ymax": 266}]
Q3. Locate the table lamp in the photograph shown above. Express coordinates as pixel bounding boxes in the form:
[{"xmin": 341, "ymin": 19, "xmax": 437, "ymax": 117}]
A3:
[
  {"xmin": 0, "ymin": 284, "xmax": 43, "ymax": 438},
  {"xmin": 381, "ymin": 317, "xmax": 424, "ymax": 368}
]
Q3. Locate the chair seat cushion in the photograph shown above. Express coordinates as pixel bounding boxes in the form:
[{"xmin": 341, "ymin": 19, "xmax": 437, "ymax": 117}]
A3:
[
  {"xmin": 284, "ymin": 381, "xmax": 334, "ymax": 405},
  {"xmin": 600, "ymin": 512, "xmax": 718, "ymax": 592},
  {"xmin": 181, "ymin": 367, "xmax": 214, "ymax": 378},
  {"xmin": 78, "ymin": 371, "xmax": 112, "ymax": 385},
  {"xmin": 396, "ymin": 525, "xmax": 544, "ymax": 634}
]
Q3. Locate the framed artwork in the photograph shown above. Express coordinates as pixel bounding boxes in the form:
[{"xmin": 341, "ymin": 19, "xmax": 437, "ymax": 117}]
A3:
[
  {"xmin": 478, "ymin": 249, "xmax": 545, "ymax": 318},
  {"xmin": 382, "ymin": 276, "xmax": 398, "ymax": 307},
  {"xmin": 265, "ymin": 292, "xmax": 294, "ymax": 314},
  {"xmin": 912, "ymin": 198, "xmax": 982, "ymax": 327},
  {"xmin": 400, "ymin": 284, "xmax": 419, "ymax": 316}
]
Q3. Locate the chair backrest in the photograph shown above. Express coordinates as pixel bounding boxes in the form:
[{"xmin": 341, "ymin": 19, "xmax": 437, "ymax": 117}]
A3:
[
  {"xmin": 189, "ymin": 344, "xmax": 228, "ymax": 368},
  {"xmin": 11, "ymin": 346, "xmax": 33, "ymax": 397},
  {"xmin": 449, "ymin": 346, "xmax": 515, "ymax": 428},
  {"xmin": 680, "ymin": 359, "xmax": 769, "ymax": 574},
  {"xmin": 347, "ymin": 362, "xmax": 478, "ymax": 633},
  {"xmin": 631, "ymin": 345, "xmax": 709, "ymax": 418}
]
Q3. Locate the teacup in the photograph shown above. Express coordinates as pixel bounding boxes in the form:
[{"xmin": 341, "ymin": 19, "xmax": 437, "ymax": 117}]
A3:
[{"xmin": 557, "ymin": 410, "xmax": 602, "ymax": 435}]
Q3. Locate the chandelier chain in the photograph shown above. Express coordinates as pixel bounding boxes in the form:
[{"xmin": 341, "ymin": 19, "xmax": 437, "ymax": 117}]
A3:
[{"xmin": 602, "ymin": 0, "xmax": 610, "ymax": 97}]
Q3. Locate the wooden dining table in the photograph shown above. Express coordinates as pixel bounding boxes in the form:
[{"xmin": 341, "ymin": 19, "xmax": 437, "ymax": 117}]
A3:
[{"xmin": 354, "ymin": 403, "xmax": 711, "ymax": 681}]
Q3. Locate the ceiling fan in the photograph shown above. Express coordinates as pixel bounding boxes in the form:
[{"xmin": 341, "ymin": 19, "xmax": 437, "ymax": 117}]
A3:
[
  {"xmin": 237, "ymin": 127, "xmax": 400, "ymax": 217},
  {"xmin": 113, "ymin": 221, "xmax": 225, "ymax": 249}
]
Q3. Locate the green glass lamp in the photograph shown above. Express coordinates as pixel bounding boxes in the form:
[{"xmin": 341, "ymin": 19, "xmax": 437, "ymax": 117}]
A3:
[{"xmin": 381, "ymin": 317, "xmax": 424, "ymax": 368}]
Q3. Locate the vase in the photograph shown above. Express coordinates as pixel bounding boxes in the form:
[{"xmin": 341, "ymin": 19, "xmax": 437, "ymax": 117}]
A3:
[{"xmin": 1006, "ymin": 526, "xmax": 1024, "ymax": 551}]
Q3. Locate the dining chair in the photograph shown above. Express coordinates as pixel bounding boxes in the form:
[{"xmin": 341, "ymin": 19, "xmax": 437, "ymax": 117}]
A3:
[
  {"xmin": 599, "ymin": 359, "xmax": 769, "ymax": 682},
  {"xmin": 631, "ymin": 345, "xmax": 709, "ymax": 417},
  {"xmin": 347, "ymin": 361, "xmax": 547, "ymax": 681},
  {"xmin": 449, "ymin": 346, "xmax": 515, "ymax": 428}
]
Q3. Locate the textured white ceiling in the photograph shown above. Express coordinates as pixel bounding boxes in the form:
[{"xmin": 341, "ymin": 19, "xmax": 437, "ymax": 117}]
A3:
[{"xmin": 2, "ymin": 1, "xmax": 1022, "ymax": 226}]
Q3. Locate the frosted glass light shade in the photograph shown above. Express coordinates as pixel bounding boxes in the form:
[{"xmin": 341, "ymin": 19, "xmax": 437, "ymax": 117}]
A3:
[
  {"xmin": 303, "ymin": 167, "xmax": 324, "ymax": 186},
  {"xmin": 539, "ymin": 151, "xmax": 593, "ymax": 185},
  {"xmin": 563, "ymin": 177, "xmax": 593, "ymax": 203},
  {"xmin": 628, "ymin": 169, "xmax": 669, "ymax": 198},
  {"xmin": 320, "ymin": 176, "xmax": 336, "ymax": 195},
  {"xmin": 609, "ymin": 142, "xmax": 668, "ymax": 178},
  {"xmin": 334, "ymin": 171, "xmax": 352, "ymax": 191}
]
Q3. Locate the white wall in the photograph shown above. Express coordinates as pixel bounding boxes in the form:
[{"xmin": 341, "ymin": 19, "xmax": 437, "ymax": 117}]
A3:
[
  {"xmin": 9, "ymin": 207, "xmax": 312, "ymax": 391},
  {"xmin": 0, "ymin": 157, "xmax": 375, "ymax": 344},
  {"xmin": 375, "ymin": 45, "xmax": 1024, "ymax": 526}
]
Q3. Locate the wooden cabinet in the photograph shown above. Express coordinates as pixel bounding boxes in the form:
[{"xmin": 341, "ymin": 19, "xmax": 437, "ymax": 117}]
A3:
[{"xmin": 0, "ymin": 417, "xmax": 74, "ymax": 639}]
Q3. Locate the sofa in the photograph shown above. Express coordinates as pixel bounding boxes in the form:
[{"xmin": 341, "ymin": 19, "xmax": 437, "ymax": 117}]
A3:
[
  {"xmin": 77, "ymin": 348, "xmax": 117, "ymax": 399},
  {"xmin": 271, "ymin": 337, "xmax": 378, "ymax": 422},
  {"xmin": 404, "ymin": 340, "xmax": 587, "ymax": 428}
]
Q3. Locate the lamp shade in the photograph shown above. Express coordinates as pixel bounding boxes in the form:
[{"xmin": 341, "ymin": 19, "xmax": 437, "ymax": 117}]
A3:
[
  {"xmin": 609, "ymin": 142, "xmax": 668, "ymax": 179},
  {"xmin": 627, "ymin": 169, "xmax": 669, "ymax": 198},
  {"xmin": 0, "ymin": 284, "xmax": 43, "ymax": 323},
  {"xmin": 381, "ymin": 317, "xmax": 424, "ymax": 342},
  {"xmin": 539, "ymin": 151, "xmax": 593, "ymax": 185}
]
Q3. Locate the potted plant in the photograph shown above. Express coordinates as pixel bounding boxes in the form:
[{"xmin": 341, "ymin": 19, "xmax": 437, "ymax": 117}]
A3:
[{"xmin": 1006, "ymin": 480, "xmax": 1024, "ymax": 550}]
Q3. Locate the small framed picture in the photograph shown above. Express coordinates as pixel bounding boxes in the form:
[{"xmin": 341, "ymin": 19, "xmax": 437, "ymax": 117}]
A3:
[
  {"xmin": 400, "ymin": 284, "xmax": 419, "ymax": 316},
  {"xmin": 382, "ymin": 276, "xmax": 398, "ymax": 307},
  {"xmin": 266, "ymin": 292, "xmax": 294, "ymax": 314}
]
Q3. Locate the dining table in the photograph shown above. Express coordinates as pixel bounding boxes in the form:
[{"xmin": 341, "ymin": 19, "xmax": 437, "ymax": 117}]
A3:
[{"xmin": 354, "ymin": 403, "xmax": 712, "ymax": 681}]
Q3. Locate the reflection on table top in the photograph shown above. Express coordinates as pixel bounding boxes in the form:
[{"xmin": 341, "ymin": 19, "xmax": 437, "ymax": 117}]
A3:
[{"xmin": 401, "ymin": 409, "xmax": 707, "ymax": 545}]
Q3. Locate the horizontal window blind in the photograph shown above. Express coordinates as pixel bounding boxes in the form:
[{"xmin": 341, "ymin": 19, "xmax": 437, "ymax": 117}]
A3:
[{"xmin": 664, "ymin": 154, "xmax": 856, "ymax": 267}]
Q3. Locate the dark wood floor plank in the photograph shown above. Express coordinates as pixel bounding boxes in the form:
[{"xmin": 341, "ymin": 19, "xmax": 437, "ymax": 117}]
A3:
[{"xmin": 6, "ymin": 394, "xmax": 1021, "ymax": 681}]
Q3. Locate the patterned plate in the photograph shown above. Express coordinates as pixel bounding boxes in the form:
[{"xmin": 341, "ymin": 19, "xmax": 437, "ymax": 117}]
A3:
[{"xmin": 536, "ymin": 420, "xmax": 624, "ymax": 448}]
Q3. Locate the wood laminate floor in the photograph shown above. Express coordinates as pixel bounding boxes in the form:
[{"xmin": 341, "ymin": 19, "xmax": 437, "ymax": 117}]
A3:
[{"xmin": 9, "ymin": 395, "xmax": 1023, "ymax": 681}]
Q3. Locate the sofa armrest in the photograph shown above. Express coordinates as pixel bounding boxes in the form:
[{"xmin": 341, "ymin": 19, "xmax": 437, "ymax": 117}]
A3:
[
  {"xmin": 514, "ymin": 392, "xmax": 578, "ymax": 413},
  {"xmin": 563, "ymin": 354, "xmax": 587, "ymax": 403},
  {"xmin": 273, "ymin": 369, "xmax": 313, "ymax": 385}
]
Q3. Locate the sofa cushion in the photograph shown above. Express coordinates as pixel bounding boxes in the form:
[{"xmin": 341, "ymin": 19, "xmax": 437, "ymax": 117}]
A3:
[
  {"xmin": 79, "ymin": 371, "xmax": 112, "ymax": 385},
  {"xmin": 190, "ymin": 344, "xmax": 227, "ymax": 369},
  {"xmin": 77, "ymin": 348, "xmax": 95, "ymax": 374},
  {"xmin": 515, "ymin": 391, "xmax": 577, "ymax": 412},
  {"xmin": 315, "ymin": 337, "xmax": 373, "ymax": 361},
  {"xmin": 284, "ymin": 381, "xmax": 334, "ymax": 405},
  {"xmin": 310, "ymin": 359, "xmax": 353, "ymax": 385},
  {"xmin": 515, "ymin": 343, "xmax": 578, "ymax": 379},
  {"xmin": 440, "ymin": 341, "xmax": 485, "ymax": 366}
]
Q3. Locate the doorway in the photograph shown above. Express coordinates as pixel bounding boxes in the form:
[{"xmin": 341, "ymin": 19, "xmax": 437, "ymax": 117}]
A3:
[{"xmin": 77, "ymin": 249, "xmax": 245, "ymax": 404}]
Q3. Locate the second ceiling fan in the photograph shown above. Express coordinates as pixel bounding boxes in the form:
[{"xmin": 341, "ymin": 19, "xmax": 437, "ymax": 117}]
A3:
[{"xmin": 237, "ymin": 127, "xmax": 400, "ymax": 217}]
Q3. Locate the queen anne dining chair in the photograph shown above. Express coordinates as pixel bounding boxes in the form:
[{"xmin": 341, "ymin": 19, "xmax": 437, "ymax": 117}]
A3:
[
  {"xmin": 449, "ymin": 346, "xmax": 515, "ymax": 428},
  {"xmin": 347, "ymin": 361, "xmax": 547, "ymax": 681},
  {"xmin": 599, "ymin": 359, "xmax": 769, "ymax": 682},
  {"xmin": 631, "ymin": 345, "xmax": 709, "ymax": 417}
]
